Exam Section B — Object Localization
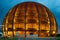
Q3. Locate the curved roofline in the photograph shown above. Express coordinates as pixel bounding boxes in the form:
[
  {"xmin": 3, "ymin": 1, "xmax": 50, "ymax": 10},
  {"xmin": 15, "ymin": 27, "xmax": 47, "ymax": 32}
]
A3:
[
  {"xmin": 2, "ymin": 2, "xmax": 48, "ymax": 24},
  {"xmin": 2, "ymin": 2, "xmax": 58, "ymax": 35}
]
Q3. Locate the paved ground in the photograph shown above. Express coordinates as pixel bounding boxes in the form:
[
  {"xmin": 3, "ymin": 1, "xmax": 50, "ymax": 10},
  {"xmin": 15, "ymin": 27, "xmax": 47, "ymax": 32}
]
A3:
[
  {"xmin": 18, "ymin": 37, "xmax": 56, "ymax": 40},
  {"xmin": 0, "ymin": 37, "xmax": 60, "ymax": 40}
]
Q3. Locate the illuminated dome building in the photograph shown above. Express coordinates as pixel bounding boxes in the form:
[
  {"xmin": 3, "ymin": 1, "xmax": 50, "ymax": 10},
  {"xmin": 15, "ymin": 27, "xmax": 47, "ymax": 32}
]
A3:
[{"xmin": 2, "ymin": 2, "xmax": 58, "ymax": 37}]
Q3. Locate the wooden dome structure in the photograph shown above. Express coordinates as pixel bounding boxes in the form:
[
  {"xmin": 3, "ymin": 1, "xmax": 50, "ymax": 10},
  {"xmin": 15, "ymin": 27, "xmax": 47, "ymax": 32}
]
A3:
[{"xmin": 2, "ymin": 2, "xmax": 58, "ymax": 37}]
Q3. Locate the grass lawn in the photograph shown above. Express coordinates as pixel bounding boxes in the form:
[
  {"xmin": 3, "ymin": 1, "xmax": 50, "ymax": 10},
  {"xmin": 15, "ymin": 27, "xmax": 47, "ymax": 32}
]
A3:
[
  {"xmin": 56, "ymin": 37, "xmax": 60, "ymax": 40},
  {"xmin": 0, "ymin": 37, "xmax": 17, "ymax": 40}
]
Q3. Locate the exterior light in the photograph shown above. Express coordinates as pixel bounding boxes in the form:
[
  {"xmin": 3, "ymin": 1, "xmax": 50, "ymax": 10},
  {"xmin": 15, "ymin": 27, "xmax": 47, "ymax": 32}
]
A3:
[
  {"xmin": 47, "ymin": 31, "xmax": 49, "ymax": 33},
  {"xmin": 14, "ymin": 27, "xmax": 15, "ymax": 30},
  {"xmin": 53, "ymin": 31, "xmax": 55, "ymax": 34},
  {"xmin": 6, "ymin": 27, "xmax": 7, "ymax": 30},
  {"xmin": 48, "ymin": 21, "xmax": 50, "ymax": 24}
]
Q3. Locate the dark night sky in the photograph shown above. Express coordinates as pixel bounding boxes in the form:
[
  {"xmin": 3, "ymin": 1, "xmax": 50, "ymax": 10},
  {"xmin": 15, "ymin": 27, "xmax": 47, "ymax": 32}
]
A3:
[{"xmin": 0, "ymin": 0, "xmax": 60, "ymax": 34}]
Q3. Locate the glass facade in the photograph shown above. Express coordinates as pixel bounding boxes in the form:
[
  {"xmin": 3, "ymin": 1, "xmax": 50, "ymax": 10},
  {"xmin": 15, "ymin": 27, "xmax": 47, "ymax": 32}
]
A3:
[{"xmin": 2, "ymin": 2, "xmax": 58, "ymax": 37}]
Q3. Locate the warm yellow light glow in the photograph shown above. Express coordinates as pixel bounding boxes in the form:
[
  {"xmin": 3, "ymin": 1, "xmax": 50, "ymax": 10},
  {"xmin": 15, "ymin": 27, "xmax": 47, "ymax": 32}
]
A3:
[
  {"xmin": 6, "ymin": 27, "xmax": 7, "ymax": 30},
  {"xmin": 53, "ymin": 31, "xmax": 55, "ymax": 34},
  {"xmin": 15, "ymin": 13, "xmax": 18, "ymax": 16},
  {"xmin": 48, "ymin": 34, "xmax": 50, "ymax": 36},
  {"xmin": 40, "ymin": 24, "xmax": 45, "ymax": 30},
  {"xmin": 3, "ymin": 32, "xmax": 6, "ymax": 37},
  {"xmin": 3, "ymin": 26, "xmax": 4, "ymax": 31},
  {"xmin": 48, "ymin": 21, "xmax": 50, "ymax": 24},
  {"xmin": 8, "ymin": 31, "xmax": 12, "ymax": 37},
  {"xmin": 47, "ymin": 31, "xmax": 49, "ymax": 33},
  {"xmin": 14, "ymin": 27, "xmax": 15, "ymax": 30},
  {"xmin": 14, "ymin": 19, "xmax": 16, "ymax": 22}
]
